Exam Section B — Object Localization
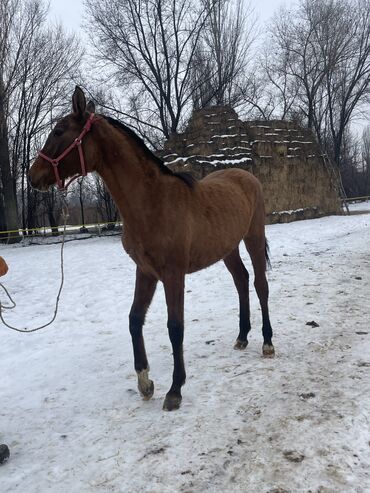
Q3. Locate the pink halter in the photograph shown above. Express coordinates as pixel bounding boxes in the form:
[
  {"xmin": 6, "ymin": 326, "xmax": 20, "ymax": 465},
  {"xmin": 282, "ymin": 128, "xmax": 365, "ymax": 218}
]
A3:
[{"xmin": 38, "ymin": 113, "xmax": 98, "ymax": 190}]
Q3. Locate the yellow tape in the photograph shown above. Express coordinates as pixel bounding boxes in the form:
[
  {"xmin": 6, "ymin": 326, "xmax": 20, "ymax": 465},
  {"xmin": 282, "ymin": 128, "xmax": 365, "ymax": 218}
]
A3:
[{"xmin": 0, "ymin": 221, "xmax": 122, "ymax": 237}]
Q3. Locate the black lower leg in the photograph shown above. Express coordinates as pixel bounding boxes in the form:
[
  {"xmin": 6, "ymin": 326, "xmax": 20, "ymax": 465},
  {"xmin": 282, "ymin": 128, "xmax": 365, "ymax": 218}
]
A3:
[
  {"xmin": 129, "ymin": 312, "xmax": 148, "ymax": 372},
  {"xmin": 238, "ymin": 298, "xmax": 252, "ymax": 343},
  {"xmin": 164, "ymin": 319, "xmax": 186, "ymax": 411},
  {"xmin": 261, "ymin": 308, "xmax": 273, "ymax": 346},
  {"xmin": 254, "ymin": 278, "xmax": 274, "ymax": 356},
  {"xmin": 129, "ymin": 269, "xmax": 157, "ymax": 399},
  {"xmin": 224, "ymin": 249, "xmax": 251, "ymax": 349},
  {"xmin": 245, "ymin": 235, "xmax": 274, "ymax": 356},
  {"xmin": 254, "ymin": 274, "xmax": 273, "ymax": 346},
  {"xmin": 163, "ymin": 274, "xmax": 185, "ymax": 411}
]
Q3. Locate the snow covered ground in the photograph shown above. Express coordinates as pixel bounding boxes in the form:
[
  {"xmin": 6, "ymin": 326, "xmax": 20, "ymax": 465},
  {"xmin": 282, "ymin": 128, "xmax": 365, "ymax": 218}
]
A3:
[{"xmin": 1, "ymin": 202, "xmax": 369, "ymax": 493}]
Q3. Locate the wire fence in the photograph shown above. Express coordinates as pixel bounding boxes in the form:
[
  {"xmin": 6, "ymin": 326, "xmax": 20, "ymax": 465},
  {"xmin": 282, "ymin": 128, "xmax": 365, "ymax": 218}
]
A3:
[
  {"xmin": 342, "ymin": 195, "xmax": 370, "ymax": 204},
  {"xmin": 0, "ymin": 220, "xmax": 123, "ymax": 244},
  {"xmin": 4, "ymin": 196, "xmax": 369, "ymax": 243}
]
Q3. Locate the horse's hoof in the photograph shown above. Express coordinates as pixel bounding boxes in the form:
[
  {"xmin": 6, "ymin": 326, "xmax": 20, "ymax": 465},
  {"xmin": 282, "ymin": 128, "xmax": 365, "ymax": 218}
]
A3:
[
  {"xmin": 140, "ymin": 383, "xmax": 154, "ymax": 401},
  {"xmin": 262, "ymin": 343, "xmax": 275, "ymax": 358},
  {"xmin": 138, "ymin": 379, "xmax": 154, "ymax": 400},
  {"xmin": 234, "ymin": 339, "xmax": 248, "ymax": 350},
  {"xmin": 137, "ymin": 369, "xmax": 155, "ymax": 400},
  {"xmin": 163, "ymin": 393, "xmax": 182, "ymax": 411}
]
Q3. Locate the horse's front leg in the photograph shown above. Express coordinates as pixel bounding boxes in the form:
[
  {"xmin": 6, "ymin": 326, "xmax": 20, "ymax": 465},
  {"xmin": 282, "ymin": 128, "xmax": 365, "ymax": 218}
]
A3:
[
  {"xmin": 129, "ymin": 268, "xmax": 158, "ymax": 400},
  {"xmin": 163, "ymin": 273, "xmax": 186, "ymax": 411}
]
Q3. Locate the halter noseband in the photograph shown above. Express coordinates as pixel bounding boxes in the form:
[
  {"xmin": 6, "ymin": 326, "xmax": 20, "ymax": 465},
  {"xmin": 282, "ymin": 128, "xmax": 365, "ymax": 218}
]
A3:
[{"xmin": 38, "ymin": 113, "xmax": 98, "ymax": 191}]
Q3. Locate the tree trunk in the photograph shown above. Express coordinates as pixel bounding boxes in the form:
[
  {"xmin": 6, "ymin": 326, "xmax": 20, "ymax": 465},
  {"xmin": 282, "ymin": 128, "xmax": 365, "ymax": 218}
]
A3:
[
  {"xmin": 79, "ymin": 179, "xmax": 85, "ymax": 227},
  {"xmin": 48, "ymin": 211, "xmax": 60, "ymax": 236},
  {"xmin": 0, "ymin": 81, "xmax": 20, "ymax": 243}
]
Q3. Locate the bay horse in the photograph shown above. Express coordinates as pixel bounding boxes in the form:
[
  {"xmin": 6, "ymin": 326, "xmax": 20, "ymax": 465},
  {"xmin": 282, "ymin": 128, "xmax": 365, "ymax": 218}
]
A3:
[{"xmin": 29, "ymin": 86, "xmax": 274, "ymax": 411}]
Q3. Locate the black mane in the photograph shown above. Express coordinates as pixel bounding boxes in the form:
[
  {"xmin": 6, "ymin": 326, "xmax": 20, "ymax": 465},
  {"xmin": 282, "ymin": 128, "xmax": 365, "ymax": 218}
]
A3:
[{"xmin": 104, "ymin": 116, "xmax": 196, "ymax": 188}]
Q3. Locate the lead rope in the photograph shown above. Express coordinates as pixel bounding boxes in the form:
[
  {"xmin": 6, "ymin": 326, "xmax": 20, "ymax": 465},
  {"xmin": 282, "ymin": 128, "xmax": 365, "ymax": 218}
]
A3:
[{"xmin": 0, "ymin": 193, "xmax": 69, "ymax": 333}]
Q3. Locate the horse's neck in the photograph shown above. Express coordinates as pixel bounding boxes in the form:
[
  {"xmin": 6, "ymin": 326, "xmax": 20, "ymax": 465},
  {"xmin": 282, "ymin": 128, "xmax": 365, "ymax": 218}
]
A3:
[{"xmin": 96, "ymin": 125, "xmax": 162, "ymax": 225}]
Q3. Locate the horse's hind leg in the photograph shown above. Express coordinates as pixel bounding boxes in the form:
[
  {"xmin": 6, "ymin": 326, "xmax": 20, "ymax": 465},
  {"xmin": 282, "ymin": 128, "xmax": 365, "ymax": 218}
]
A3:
[
  {"xmin": 129, "ymin": 268, "xmax": 158, "ymax": 400},
  {"xmin": 163, "ymin": 273, "xmax": 186, "ymax": 411},
  {"xmin": 224, "ymin": 248, "xmax": 251, "ymax": 350},
  {"xmin": 244, "ymin": 236, "xmax": 275, "ymax": 357}
]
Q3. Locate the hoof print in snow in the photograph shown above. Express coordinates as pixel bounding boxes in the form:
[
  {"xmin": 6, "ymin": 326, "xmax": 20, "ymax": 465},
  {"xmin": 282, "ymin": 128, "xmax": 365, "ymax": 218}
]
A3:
[
  {"xmin": 283, "ymin": 450, "xmax": 305, "ymax": 463},
  {"xmin": 142, "ymin": 446, "xmax": 166, "ymax": 459},
  {"xmin": 358, "ymin": 361, "xmax": 370, "ymax": 368},
  {"xmin": 0, "ymin": 444, "xmax": 10, "ymax": 464},
  {"xmin": 306, "ymin": 320, "xmax": 320, "ymax": 327},
  {"xmin": 299, "ymin": 392, "xmax": 316, "ymax": 400}
]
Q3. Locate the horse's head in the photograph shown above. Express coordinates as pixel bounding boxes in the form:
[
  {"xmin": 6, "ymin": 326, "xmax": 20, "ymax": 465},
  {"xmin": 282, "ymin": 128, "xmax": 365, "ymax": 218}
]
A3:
[{"xmin": 29, "ymin": 86, "xmax": 99, "ymax": 191}]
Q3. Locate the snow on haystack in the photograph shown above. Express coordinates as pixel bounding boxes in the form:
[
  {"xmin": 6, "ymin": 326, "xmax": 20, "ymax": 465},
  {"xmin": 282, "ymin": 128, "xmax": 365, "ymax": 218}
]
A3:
[{"xmin": 1, "ymin": 203, "xmax": 370, "ymax": 493}]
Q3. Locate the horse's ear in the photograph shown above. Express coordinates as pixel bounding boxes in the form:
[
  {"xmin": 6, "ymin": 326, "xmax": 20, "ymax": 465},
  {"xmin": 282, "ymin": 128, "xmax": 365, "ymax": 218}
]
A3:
[
  {"xmin": 86, "ymin": 100, "xmax": 96, "ymax": 113},
  {"xmin": 72, "ymin": 86, "xmax": 86, "ymax": 118}
]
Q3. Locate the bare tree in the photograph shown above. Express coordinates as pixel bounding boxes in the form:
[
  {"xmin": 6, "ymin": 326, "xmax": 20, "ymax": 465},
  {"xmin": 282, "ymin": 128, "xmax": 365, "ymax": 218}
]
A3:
[
  {"xmin": 85, "ymin": 0, "xmax": 213, "ymax": 140},
  {"xmin": 267, "ymin": 0, "xmax": 370, "ymax": 169},
  {"xmin": 323, "ymin": 0, "xmax": 370, "ymax": 167},
  {"xmin": 237, "ymin": 52, "xmax": 300, "ymax": 121},
  {"xmin": 360, "ymin": 125, "xmax": 370, "ymax": 195},
  {"xmin": 0, "ymin": 0, "xmax": 37, "ymax": 241},
  {"xmin": 9, "ymin": 21, "xmax": 82, "ymax": 231},
  {"xmin": 0, "ymin": 0, "xmax": 83, "ymax": 237},
  {"xmin": 268, "ymin": 0, "xmax": 332, "ymax": 132},
  {"xmin": 90, "ymin": 175, "xmax": 118, "ymax": 226},
  {"xmin": 192, "ymin": 0, "xmax": 257, "ymax": 109},
  {"xmin": 258, "ymin": 46, "xmax": 301, "ymax": 121}
]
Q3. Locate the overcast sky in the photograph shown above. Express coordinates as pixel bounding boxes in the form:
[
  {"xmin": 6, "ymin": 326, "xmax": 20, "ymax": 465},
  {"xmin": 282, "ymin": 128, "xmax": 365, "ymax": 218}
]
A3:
[{"xmin": 48, "ymin": 0, "xmax": 295, "ymax": 32}]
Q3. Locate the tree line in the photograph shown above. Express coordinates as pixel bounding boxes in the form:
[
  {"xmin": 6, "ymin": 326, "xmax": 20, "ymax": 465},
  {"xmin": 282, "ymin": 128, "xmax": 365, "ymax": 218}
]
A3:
[{"xmin": 1, "ymin": 0, "xmax": 369, "ymax": 242}]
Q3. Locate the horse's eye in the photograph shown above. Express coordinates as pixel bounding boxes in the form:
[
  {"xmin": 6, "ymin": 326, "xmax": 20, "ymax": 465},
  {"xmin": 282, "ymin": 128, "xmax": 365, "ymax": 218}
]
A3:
[{"xmin": 54, "ymin": 128, "xmax": 64, "ymax": 136}]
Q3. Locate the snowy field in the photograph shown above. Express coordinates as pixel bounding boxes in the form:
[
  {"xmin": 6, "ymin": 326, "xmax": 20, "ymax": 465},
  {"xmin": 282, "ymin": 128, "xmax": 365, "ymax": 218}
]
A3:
[{"xmin": 1, "ymin": 202, "xmax": 370, "ymax": 493}]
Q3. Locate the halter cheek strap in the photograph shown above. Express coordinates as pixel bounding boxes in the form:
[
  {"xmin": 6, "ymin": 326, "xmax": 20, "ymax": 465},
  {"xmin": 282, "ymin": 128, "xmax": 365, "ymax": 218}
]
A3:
[{"xmin": 38, "ymin": 113, "xmax": 98, "ymax": 191}]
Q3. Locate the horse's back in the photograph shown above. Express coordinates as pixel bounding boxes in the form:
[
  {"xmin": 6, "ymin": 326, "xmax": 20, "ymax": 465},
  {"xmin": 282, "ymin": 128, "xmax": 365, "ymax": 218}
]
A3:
[{"xmin": 200, "ymin": 168, "xmax": 262, "ymax": 197}]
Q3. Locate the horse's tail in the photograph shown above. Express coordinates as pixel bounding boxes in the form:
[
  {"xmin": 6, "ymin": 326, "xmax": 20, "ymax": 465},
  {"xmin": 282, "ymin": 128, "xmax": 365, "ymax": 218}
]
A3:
[{"xmin": 265, "ymin": 238, "xmax": 271, "ymax": 271}]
